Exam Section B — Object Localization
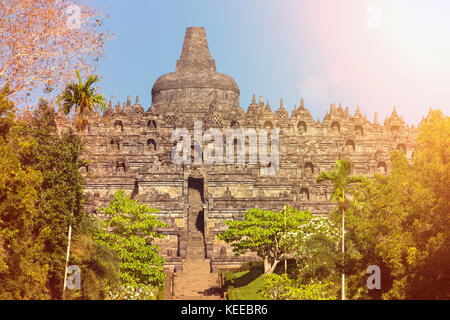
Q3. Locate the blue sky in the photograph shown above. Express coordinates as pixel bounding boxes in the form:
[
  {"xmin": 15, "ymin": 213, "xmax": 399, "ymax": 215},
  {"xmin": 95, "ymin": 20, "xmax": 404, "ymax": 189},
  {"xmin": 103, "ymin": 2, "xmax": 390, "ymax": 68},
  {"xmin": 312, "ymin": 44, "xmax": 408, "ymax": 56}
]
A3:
[{"xmin": 92, "ymin": 0, "xmax": 450, "ymax": 125}]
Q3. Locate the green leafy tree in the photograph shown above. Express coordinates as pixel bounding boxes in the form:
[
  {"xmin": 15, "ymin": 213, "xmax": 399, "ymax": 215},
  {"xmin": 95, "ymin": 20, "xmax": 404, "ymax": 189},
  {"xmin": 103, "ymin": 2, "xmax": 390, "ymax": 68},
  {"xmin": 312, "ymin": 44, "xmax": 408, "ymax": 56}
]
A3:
[
  {"xmin": 0, "ymin": 87, "xmax": 14, "ymax": 138},
  {"xmin": 0, "ymin": 92, "xmax": 117, "ymax": 300},
  {"xmin": 0, "ymin": 92, "xmax": 49, "ymax": 299},
  {"xmin": 57, "ymin": 70, "xmax": 107, "ymax": 130},
  {"xmin": 262, "ymin": 274, "xmax": 336, "ymax": 300},
  {"xmin": 95, "ymin": 191, "xmax": 169, "ymax": 293},
  {"xmin": 342, "ymin": 110, "xmax": 449, "ymax": 300},
  {"xmin": 57, "ymin": 70, "xmax": 106, "ymax": 298},
  {"xmin": 218, "ymin": 207, "xmax": 312, "ymax": 274},
  {"xmin": 15, "ymin": 100, "xmax": 88, "ymax": 299},
  {"xmin": 316, "ymin": 158, "xmax": 365, "ymax": 300},
  {"xmin": 67, "ymin": 215, "xmax": 121, "ymax": 300},
  {"xmin": 291, "ymin": 217, "xmax": 341, "ymax": 289}
]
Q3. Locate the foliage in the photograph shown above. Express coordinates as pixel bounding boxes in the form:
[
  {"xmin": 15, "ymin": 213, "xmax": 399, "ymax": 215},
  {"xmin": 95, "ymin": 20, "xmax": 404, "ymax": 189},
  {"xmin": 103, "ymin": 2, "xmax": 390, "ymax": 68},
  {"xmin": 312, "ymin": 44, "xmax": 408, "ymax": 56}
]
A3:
[
  {"xmin": 66, "ymin": 215, "xmax": 121, "ymax": 300},
  {"xmin": 0, "ymin": 92, "xmax": 49, "ymax": 299},
  {"xmin": 0, "ymin": 97, "xmax": 118, "ymax": 299},
  {"xmin": 0, "ymin": 87, "xmax": 15, "ymax": 138},
  {"xmin": 57, "ymin": 70, "xmax": 107, "ymax": 130},
  {"xmin": 316, "ymin": 158, "xmax": 365, "ymax": 299},
  {"xmin": 108, "ymin": 285, "xmax": 157, "ymax": 300},
  {"xmin": 15, "ymin": 100, "xmax": 88, "ymax": 299},
  {"xmin": 341, "ymin": 110, "xmax": 449, "ymax": 299},
  {"xmin": 291, "ymin": 217, "xmax": 341, "ymax": 288},
  {"xmin": 95, "ymin": 191, "xmax": 169, "ymax": 291},
  {"xmin": 262, "ymin": 274, "xmax": 336, "ymax": 300},
  {"xmin": 218, "ymin": 207, "xmax": 312, "ymax": 274},
  {"xmin": 0, "ymin": 0, "xmax": 111, "ymax": 103},
  {"xmin": 316, "ymin": 158, "xmax": 366, "ymax": 203}
]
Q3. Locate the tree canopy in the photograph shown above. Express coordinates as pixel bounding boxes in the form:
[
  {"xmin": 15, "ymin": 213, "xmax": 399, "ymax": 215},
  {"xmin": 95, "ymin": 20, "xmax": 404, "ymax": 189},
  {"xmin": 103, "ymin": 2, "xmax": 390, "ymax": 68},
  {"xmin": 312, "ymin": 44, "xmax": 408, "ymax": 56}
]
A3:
[
  {"xmin": 95, "ymin": 191, "xmax": 169, "ymax": 292},
  {"xmin": 218, "ymin": 207, "xmax": 312, "ymax": 274},
  {"xmin": 0, "ymin": 0, "xmax": 111, "ymax": 103},
  {"xmin": 338, "ymin": 110, "xmax": 449, "ymax": 299}
]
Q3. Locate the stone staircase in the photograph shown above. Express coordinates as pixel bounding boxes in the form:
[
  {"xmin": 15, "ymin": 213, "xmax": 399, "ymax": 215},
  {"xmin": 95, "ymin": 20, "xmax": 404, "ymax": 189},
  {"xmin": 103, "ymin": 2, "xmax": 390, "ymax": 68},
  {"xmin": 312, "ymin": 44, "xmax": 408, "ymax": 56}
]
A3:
[
  {"xmin": 169, "ymin": 183, "xmax": 222, "ymax": 300},
  {"xmin": 186, "ymin": 185, "xmax": 206, "ymax": 261},
  {"xmin": 171, "ymin": 260, "xmax": 222, "ymax": 300}
]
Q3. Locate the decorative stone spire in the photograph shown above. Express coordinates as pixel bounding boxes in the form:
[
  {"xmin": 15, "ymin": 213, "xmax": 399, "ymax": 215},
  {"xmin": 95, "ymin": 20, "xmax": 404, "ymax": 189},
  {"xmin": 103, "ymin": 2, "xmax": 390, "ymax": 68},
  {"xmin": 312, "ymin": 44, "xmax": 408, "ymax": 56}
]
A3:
[
  {"xmin": 330, "ymin": 103, "xmax": 335, "ymax": 113},
  {"xmin": 103, "ymin": 100, "xmax": 114, "ymax": 118},
  {"xmin": 266, "ymin": 100, "xmax": 271, "ymax": 111},
  {"xmin": 176, "ymin": 27, "xmax": 216, "ymax": 73},
  {"xmin": 247, "ymin": 94, "xmax": 259, "ymax": 115},
  {"xmin": 115, "ymin": 102, "xmax": 122, "ymax": 113},
  {"xmin": 392, "ymin": 106, "xmax": 398, "ymax": 117},
  {"xmin": 127, "ymin": 95, "xmax": 131, "ymax": 107},
  {"xmin": 152, "ymin": 27, "xmax": 240, "ymax": 117},
  {"xmin": 300, "ymin": 98, "xmax": 305, "ymax": 110},
  {"xmin": 133, "ymin": 95, "xmax": 144, "ymax": 114},
  {"xmin": 275, "ymin": 98, "xmax": 288, "ymax": 120},
  {"xmin": 374, "ymin": 112, "xmax": 379, "ymax": 125}
]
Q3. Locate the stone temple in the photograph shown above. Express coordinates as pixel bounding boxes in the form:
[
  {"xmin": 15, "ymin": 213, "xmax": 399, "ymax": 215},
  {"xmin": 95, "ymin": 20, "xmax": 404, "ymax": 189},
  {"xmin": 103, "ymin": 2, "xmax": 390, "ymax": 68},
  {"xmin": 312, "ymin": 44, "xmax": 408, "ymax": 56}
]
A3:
[{"xmin": 55, "ymin": 27, "xmax": 418, "ymax": 275}]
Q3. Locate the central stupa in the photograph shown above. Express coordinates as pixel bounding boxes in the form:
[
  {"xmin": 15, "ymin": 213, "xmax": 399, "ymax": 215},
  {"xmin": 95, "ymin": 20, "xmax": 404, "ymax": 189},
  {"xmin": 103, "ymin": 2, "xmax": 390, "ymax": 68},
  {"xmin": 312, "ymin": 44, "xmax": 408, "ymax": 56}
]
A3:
[{"xmin": 151, "ymin": 27, "xmax": 240, "ymax": 123}]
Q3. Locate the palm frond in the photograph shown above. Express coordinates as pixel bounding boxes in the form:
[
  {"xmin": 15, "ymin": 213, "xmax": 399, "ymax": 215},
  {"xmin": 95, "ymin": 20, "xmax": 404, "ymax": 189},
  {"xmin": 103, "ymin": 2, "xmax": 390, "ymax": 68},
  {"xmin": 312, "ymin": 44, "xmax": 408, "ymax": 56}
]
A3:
[
  {"xmin": 316, "ymin": 171, "xmax": 335, "ymax": 183},
  {"xmin": 316, "ymin": 158, "xmax": 364, "ymax": 203},
  {"xmin": 57, "ymin": 70, "xmax": 106, "ymax": 131},
  {"xmin": 76, "ymin": 70, "xmax": 83, "ymax": 86},
  {"xmin": 347, "ymin": 175, "xmax": 366, "ymax": 184}
]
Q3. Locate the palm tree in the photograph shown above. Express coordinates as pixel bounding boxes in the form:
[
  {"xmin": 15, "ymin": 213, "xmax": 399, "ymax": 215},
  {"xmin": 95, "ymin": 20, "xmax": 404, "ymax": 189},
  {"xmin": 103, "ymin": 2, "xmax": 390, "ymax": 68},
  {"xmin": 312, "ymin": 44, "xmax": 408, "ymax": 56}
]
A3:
[
  {"xmin": 316, "ymin": 158, "xmax": 365, "ymax": 300},
  {"xmin": 57, "ymin": 70, "xmax": 107, "ymax": 131},
  {"xmin": 58, "ymin": 70, "xmax": 106, "ymax": 298}
]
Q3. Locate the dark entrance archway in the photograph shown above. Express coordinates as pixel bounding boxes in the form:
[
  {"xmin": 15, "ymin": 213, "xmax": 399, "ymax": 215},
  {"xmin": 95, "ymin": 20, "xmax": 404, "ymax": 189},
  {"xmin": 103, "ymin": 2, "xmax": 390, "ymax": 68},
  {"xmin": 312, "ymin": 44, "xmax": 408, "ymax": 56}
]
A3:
[{"xmin": 187, "ymin": 177, "xmax": 206, "ymax": 260}]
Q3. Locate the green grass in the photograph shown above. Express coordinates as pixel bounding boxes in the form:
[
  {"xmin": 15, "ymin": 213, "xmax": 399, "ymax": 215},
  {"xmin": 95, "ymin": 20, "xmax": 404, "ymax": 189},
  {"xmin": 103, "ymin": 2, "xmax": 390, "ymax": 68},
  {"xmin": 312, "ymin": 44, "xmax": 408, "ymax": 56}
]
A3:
[
  {"xmin": 230, "ymin": 267, "xmax": 268, "ymax": 300},
  {"xmin": 226, "ymin": 260, "xmax": 297, "ymax": 300}
]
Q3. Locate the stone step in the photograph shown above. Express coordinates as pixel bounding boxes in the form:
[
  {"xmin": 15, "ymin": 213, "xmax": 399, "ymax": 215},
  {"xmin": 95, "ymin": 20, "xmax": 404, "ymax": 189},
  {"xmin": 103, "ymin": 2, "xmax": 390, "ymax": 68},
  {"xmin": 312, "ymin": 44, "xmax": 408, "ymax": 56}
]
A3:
[
  {"xmin": 174, "ymin": 279, "xmax": 217, "ymax": 284},
  {"xmin": 174, "ymin": 285, "xmax": 218, "ymax": 292},
  {"xmin": 188, "ymin": 235, "xmax": 203, "ymax": 239},
  {"xmin": 170, "ymin": 257, "xmax": 222, "ymax": 300},
  {"xmin": 175, "ymin": 274, "xmax": 216, "ymax": 281},
  {"xmin": 174, "ymin": 283, "xmax": 218, "ymax": 289},
  {"xmin": 186, "ymin": 246, "xmax": 205, "ymax": 250},
  {"xmin": 174, "ymin": 284, "xmax": 219, "ymax": 291},
  {"xmin": 181, "ymin": 261, "xmax": 211, "ymax": 273},
  {"xmin": 171, "ymin": 295, "xmax": 221, "ymax": 300}
]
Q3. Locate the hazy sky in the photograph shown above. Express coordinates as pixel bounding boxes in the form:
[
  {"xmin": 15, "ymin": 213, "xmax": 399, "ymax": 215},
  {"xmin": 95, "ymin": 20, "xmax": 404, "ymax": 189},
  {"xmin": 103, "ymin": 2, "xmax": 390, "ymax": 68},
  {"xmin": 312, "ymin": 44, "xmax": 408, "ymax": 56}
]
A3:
[{"xmin": 92, "ymin": 0, "xmax": 450, "ymax": 125}]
